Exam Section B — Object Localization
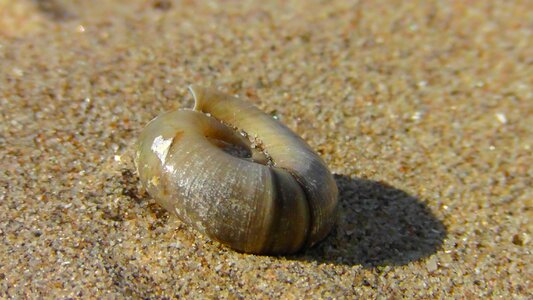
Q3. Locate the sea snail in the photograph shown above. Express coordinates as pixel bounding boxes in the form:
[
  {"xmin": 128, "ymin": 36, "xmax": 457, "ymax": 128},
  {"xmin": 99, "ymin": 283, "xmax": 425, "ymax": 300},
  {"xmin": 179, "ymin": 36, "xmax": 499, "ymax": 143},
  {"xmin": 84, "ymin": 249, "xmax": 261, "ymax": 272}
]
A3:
[{"xmin": 135, "ymin": 86, "xmax": 338, "ymax": 254}]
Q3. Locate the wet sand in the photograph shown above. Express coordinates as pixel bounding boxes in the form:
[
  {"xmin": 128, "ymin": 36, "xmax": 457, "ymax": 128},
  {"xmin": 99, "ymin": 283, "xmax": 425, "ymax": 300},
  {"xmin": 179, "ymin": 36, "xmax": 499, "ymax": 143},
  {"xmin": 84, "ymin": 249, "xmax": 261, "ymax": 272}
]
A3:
[{"xmin": 0, "ymin": 0, "xmax": 531, "ymax": 298}]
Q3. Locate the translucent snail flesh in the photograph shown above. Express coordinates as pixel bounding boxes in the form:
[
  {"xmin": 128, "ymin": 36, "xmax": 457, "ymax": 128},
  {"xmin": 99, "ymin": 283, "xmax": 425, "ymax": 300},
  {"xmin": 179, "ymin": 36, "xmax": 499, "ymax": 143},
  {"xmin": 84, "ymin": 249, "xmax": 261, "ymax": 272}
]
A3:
[{"xmin": 135, "ymin": 86, "xmax": 338, "ymax": 254}]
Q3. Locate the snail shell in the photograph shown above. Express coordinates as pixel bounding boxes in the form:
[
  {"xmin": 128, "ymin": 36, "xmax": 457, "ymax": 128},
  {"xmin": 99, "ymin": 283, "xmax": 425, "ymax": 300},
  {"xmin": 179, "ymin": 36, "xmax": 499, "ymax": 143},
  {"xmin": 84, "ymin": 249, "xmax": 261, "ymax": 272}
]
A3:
[{"xmin": 135, "ymin": 86, "xmax": 338, "ymax": 254}]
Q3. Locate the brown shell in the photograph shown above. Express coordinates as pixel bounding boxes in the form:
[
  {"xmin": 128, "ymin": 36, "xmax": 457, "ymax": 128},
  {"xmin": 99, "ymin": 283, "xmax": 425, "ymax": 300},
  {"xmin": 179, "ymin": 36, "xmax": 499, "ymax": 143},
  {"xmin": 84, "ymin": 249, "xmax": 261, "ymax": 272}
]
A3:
[{"xmin": 135, "ymin": 86, "xmax": 338, "ymax": 254}]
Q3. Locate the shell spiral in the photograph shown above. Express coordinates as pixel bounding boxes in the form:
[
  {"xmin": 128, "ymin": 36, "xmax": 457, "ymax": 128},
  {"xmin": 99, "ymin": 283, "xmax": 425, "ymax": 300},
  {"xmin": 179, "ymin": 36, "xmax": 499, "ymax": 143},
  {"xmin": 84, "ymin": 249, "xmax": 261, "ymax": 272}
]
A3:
[{"xmin": 135, "ymin": 86, "xmax": 338, "ymax": 254}]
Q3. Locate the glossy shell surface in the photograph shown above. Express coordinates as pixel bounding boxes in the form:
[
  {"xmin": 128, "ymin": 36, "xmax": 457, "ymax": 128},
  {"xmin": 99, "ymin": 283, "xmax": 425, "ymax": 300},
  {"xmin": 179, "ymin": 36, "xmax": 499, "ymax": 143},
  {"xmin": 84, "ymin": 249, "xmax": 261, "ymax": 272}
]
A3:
[{"xmin": 135, "ymin": 86, "xmax": 338, "ymax": 254}]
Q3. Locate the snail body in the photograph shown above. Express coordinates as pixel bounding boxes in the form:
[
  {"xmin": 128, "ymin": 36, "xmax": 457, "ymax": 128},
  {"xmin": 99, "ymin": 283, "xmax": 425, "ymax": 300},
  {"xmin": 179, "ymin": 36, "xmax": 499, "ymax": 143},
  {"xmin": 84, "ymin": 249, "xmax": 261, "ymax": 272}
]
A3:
[{"xmin": 135, "ymin": 86, "xmax": 338, "ymax": 254}]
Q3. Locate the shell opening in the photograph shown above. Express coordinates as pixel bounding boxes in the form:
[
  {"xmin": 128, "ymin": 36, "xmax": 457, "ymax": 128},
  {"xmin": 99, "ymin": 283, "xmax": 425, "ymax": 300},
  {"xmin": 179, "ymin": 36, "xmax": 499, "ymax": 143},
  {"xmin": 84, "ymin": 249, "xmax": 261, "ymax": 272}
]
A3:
[
  {"xmin": 207, "ymin": 137, "xmax": 251, "ymax": 159},
  {"xmin": 191, "ymin": 85, "xmax": 272, "ymax": 165},
  {"xmin": 206, "ymin": 132, "xmax": 272, "ymax": 165}
]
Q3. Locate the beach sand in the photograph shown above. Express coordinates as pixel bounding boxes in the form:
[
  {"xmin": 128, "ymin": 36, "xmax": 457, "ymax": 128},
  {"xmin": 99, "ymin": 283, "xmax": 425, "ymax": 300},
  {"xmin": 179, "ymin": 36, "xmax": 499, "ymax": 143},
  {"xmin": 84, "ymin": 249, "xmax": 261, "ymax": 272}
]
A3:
[{"xmin": 0, "ymin": 0, "xmax": 531, "ymax": 298}]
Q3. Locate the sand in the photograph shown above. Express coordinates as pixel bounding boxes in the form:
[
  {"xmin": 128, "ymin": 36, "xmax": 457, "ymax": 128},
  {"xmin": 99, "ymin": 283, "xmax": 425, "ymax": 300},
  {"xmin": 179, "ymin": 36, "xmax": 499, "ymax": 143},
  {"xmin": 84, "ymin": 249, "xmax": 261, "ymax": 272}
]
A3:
[{"xmin": 0, "ymin": 0, "xmax": 531, "ymax": 298}]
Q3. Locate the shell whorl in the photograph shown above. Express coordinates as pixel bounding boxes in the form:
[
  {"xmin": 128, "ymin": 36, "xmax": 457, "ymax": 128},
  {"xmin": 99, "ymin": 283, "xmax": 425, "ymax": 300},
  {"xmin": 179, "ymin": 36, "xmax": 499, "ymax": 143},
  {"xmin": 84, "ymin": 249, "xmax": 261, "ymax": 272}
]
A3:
[{"xmin": 135, "ymin": 86, "xmax": 338, "ymax": 254}]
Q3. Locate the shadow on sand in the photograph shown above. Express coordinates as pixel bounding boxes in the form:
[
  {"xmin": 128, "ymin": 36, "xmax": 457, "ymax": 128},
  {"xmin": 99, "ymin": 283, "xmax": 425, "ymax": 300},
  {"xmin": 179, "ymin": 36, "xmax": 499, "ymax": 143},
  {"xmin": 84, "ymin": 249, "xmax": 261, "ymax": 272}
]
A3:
[{"xmin": 291, "ymin": 174, "xmax": 447, "ymax": 267}]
